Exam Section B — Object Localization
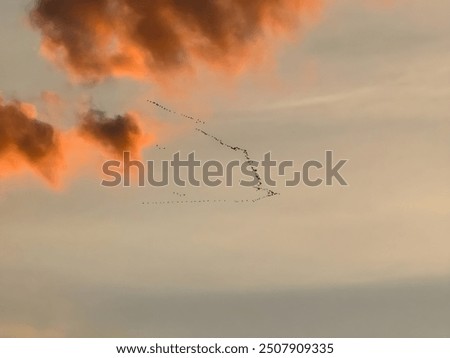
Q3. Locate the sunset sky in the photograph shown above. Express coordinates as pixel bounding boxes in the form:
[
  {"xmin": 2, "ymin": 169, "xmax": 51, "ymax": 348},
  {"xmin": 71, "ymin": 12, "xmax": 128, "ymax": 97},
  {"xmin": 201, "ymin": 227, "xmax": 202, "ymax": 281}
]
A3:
[{"xmin": 1, "ymin": 0, "xmax": 450, "ymax": 337}]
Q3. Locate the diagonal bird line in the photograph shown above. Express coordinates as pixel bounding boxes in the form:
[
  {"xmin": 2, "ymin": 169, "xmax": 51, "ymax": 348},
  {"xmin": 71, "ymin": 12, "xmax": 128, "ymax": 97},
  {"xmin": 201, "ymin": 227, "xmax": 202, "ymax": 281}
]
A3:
[
  {"xmin": 148, "ymin": 100, "xmax": 280, "ymax": 204},
  {"xmin": 148, "ymin": 100, "xmax": 205, "ymax": 124}
]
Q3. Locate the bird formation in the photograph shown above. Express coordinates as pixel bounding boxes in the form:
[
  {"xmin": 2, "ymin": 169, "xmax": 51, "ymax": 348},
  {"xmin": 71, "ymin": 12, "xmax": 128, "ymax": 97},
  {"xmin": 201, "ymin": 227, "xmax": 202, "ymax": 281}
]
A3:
[
  {"xmin": 145, "ymin": 100, "xmax": 280, "ymax": 205},
  {"xmin": 148, "ymin": 100, "xmax": 206, "ymax": 125},
  {"xmin": 144, "ymin": 199, "xmax": 228, "ymax": 205},
  {"xmin": 194, "ymin": 127, "xmax": 280, "ymax": 201}
]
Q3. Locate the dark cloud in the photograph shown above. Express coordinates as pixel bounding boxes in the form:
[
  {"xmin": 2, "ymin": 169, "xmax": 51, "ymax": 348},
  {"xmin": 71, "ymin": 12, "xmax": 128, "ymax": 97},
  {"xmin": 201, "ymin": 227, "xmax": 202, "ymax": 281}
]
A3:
[
  {"xmin": 0, "ymin": 97, "xmax": 152, "ymax": 185},
  {"xmin": 30, "ymin": 0, "xmax": 322, "ymax": 82},
  {"xmin": 0, "ymin": 98, "xmax": 62, "ymax": 183},
  {"xmin": 78, "ymin": 110, "xmax": 147, "ymax": 157}
]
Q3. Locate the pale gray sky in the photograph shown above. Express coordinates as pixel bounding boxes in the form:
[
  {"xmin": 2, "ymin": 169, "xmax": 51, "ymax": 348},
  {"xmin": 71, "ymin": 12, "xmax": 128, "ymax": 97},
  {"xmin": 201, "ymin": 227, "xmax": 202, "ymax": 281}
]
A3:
[{"xmin": 0, "ymin": 0, "xmax": 449, "ymax": 337}]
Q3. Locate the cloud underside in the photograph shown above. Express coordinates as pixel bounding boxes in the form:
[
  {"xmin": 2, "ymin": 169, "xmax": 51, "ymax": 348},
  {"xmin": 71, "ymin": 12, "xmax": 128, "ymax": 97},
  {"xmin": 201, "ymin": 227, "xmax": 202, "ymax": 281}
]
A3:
[{"xmin": 30, "ymin": 0, "xmax": 321, "ymax": 82}]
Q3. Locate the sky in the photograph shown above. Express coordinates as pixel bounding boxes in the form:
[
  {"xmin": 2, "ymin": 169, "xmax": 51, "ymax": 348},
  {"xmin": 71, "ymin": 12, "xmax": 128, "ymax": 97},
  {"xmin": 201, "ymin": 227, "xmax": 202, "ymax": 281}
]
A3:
[{"xmin": 0, "ymin": 0, "xmax": 450, "ymax": 337}]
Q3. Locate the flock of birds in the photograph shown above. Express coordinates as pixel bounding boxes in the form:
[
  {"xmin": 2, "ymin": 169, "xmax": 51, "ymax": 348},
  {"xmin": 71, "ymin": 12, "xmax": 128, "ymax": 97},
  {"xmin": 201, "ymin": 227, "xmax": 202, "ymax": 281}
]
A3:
[
  {"xmin": 172, "ymin": 191, "xmax": 186, "ymax": 198},
  {"xmin": 145, "ymin": 100, "xmax": 280, "ymax": 205},
  {"xmin": 147, "ymin": 100, "xmax": 206, "ymax": 125}
]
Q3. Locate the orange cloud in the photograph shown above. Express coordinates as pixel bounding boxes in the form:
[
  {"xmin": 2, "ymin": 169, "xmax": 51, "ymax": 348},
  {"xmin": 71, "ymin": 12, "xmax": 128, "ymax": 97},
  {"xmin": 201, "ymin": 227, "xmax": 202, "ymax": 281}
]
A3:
[
  {"xmin": 30, "ymin": 0, "xmax": 323, "ymax": 83},
  {"xmin": 0, "ymin": 97, "xmax": 154, "ymax": 187},
  {"xmin": 0, "ymin": 98, "xmax": 63, "ymax": 185},
  {"xmin": 78, "ymin": 110, "xmax": 152, "ymax": 158}
]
